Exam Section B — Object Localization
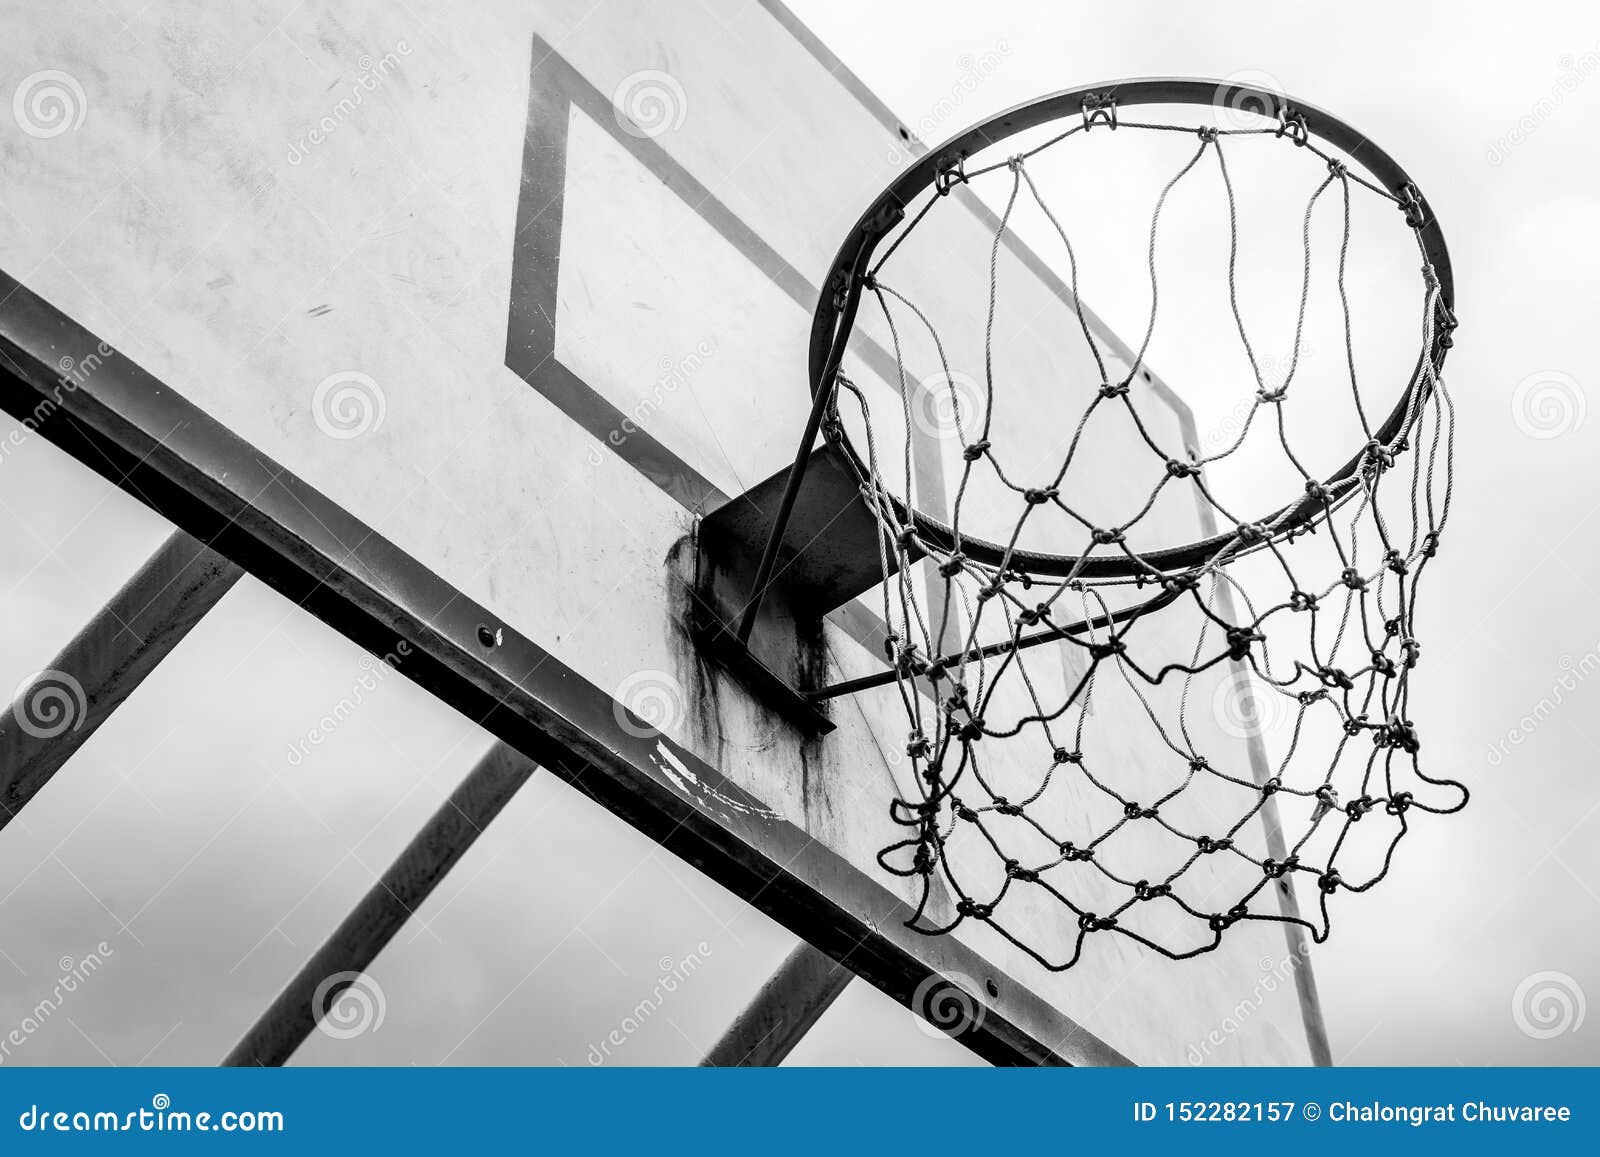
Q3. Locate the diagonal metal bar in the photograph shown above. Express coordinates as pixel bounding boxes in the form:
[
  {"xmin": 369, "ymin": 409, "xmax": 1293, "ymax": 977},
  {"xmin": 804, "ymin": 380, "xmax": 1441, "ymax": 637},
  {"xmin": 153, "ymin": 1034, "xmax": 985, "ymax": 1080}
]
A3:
[
  {"xmin": 1, "ymin": 528, "xmax": 241, "ymax": 831},
  {"xmin": 700, "ymin": 941, "xmax": 854, "ymax": 1067},
  {"xmin": 222, "ymin": 741, "xmax": 537, "ymax": 1066}
]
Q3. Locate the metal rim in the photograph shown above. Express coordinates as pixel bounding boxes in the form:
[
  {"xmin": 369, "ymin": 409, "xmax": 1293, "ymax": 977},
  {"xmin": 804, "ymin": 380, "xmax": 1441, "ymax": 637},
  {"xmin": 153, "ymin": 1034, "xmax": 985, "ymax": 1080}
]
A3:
[{"xmin": 808, "ymin": 77, "xmax": 1455, "ymax": 580}]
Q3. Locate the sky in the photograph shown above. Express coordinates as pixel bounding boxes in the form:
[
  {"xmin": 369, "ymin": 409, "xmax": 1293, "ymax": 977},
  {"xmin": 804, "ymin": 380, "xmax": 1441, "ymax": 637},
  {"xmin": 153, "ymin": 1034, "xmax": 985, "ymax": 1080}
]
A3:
[{"xmin": 1, "ymin": 0, "xmax": 1597, "ymax": 1067}]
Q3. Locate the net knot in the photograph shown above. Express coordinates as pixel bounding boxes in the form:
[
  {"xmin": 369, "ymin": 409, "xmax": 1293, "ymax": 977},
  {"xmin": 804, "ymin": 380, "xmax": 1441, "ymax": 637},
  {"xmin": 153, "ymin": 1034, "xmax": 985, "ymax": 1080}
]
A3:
[
  {"xmin": 1017, "ymin": 604, "xmax": 1046, "ymax": 626},
  {"xmin": 1261, "ymin": 777, "xmax": 1282, "ymax": 797},
  {"xmin": 1197, "ymin": 125, "xmax": 1220, "ymax": 143},
  {"xmin": 1225, "ymin": 626, "xmax": 1264, "ymax": 660},
  {"xmin": 1305, "ymin": 478, "xmax": 1330, "ymax": 503},
  {"xmin": 957, "ymin": 899, "xmax": 992, "ymax": 919},
  {"xmin": 1364, "ymin": 438, "xmax": 1396, "ymax": 470},
  {"xmin": 1088, "ymin": 638, "xmax": 1126, "ymax": 661},
  {"xmin": 1079, "ymin": 912, "xmax": 1117, "ymax": 932},
  {"xmin": 1317, "ymin": 870, "xmax": 1342, "ymax": 895},
  {"xmin": 905, "ymin": 732, "xmax": 930, "ymax": 759},
  {"xmin": 1090, "ymin": 526, "xmax": 1124, "ymax": 545},
  {"xmin": 1326, "ymin": 157, "xmax": 1348, "ymax": 178},
  {"xmin": 1289, "ymin": 589, "xmax": 1318, "ymax": 612},
  {"xmin": 993, "ymin": 796, "xmax": 1022, "ymax": 817},
  {"xmin": 1385, "ymin": 548, "xmax": 1409, "ymax": 575},
  {"xmin": 1059, "ymin": 841, "xmax": 1093, "ymax": 862},
  {"xmin": 1189, "ymin": 757, "xmax": 1210, "ymax": 772},
  {"xmin": 1007, "ymin": 860, "xmax": 1038, "ymax": 883},
  {"xmin": 1235, "ymin": 522, "xmax": 1269, "ymax": 545},
  {"xmin": 955, "ymin": 803, "xmax": 979, "ymax": 822},
  {"xmin": 1134, "ymin": 879, "xmax": 1170, "ymax": 901},
  {"xmin": 1098, "ymin": 380, "xmax": 1130, "ymax": 400},
  {"xmin": 1196, "ymin": 835, "xmax": 1233, "ymax": 855},
  {"xmin": 1421, "ymin": 531, "xmax": 1441, "ymax": 557},
  {"xmin": 1053, "ymin": 747, "xmax": 1083, "ymax": 765},
  {"xmin": 1401, "ymin": 638, "xmax": 1421, "ymax": 668},
  {"xmin": 1257, "ymin": 386, "xmax": 1287, "ymax": 404},
  {"xmin": 1262, "ymin": 854, "xmax": 1298, "ymax": 879},
  {"xmin": 1024, "ymin": 486, "xmax": 1059, "ymax": 506},
  {"xmin": 962, "ymin": 439, "xmax": 990, "ymax": 461},
  {"xmin": 1162, "ymin": 573, "xmax": 1201, "ymax": 596},
  {"xmin": 1379, "ymin": 720, "xmax": 1420, "ymax": 753},
  {"xmin": 1123, "ymin": 800, "xmax": 1153, "ymax": 820},
  {"xmin": 1317, "ymin": 665, "xmax": 1353, "ymax": 690},
  {"xmin": 937, "ymin": 553, "xmax": 967, "ymax": 578},
  {"xmin": 1345, "ymin": 794, "xmax": 1377, "ymax": 820},
  {"xmin": 1275, "ymin": 109, "xmax": 1309, "ymax": 146},
  {"xmin": 1340, "ymin": 567, "xmax": 1368, "ymax": 591},
  {"xmin": 1208, "ymin": 906, "xmax": 1248, "ymax": 932},
  {"xmin": 1297, "ymin": 688, "xmax": 1327, "ymax": 707},
  {"xmin": 1342, "ymin": 714, "xmax": 1367, "ymax": 737},
  {"xmin": 1371, "ymin": 651, "xmax": 1397, "ymax": 678},
  {"xmin": 1165, "ymin": 457, "xmax": 1200, "ymax": 478},
  {"xmin": 1386, "ymin": 790, "xmax": 1415, "ymax": 815},
  {"xmin": 1005, "ymin": 154, "xmax": 1025, "ymax": 173},
  {"xmin": 895, "ymin": 526, "xmax": 919, "ymax": 551}
]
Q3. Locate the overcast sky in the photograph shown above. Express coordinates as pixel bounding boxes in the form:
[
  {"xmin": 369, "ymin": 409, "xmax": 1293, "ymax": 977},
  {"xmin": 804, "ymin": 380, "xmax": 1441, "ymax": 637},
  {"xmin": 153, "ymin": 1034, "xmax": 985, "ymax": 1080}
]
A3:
[{"xmin": 2, "ymin": 0, "xmax": 1597, "ymax": 1067}]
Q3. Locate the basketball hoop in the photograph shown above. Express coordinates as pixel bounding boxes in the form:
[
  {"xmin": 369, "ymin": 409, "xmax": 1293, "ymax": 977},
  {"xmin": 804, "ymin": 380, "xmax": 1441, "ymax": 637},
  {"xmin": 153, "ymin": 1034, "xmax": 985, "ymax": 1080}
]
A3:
[{"xmin": 707, "ymin": 78, "xmax": 1467, "ymax": 970}]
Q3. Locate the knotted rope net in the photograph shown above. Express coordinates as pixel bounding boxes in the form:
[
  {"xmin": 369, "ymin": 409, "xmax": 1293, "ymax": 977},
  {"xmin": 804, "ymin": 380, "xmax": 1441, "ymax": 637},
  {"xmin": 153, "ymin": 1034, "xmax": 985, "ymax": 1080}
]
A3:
[{"xmin": 828, "ymin": 108, "xmax": 1466, "ymax": 970}]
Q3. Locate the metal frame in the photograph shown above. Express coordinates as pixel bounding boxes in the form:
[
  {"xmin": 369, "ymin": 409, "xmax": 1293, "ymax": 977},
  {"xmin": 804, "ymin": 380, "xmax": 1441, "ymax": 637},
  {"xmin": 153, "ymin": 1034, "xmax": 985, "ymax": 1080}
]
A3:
[
  {"xmin": 733, "ymin": 77, "xmax": 1456, "ymax": 641},
  {"xmin": 0, "ymin": 269, "xmax": 1129, "ymax": 1067}
]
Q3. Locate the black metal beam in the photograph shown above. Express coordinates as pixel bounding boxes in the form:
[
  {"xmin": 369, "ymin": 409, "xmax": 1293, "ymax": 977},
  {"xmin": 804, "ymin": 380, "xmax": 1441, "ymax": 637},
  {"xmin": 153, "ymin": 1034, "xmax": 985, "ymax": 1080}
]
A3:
[
  {"xmin": 1, "ymin": 529, "xmax": 240, "ymax": 830},
  {"xmin": 223, "ymin": 742, "xmax": 537, "ymax": 1066},
  {"xmin": 700, "ymin": 941, "xmax": 853, "ymax": 1066}
]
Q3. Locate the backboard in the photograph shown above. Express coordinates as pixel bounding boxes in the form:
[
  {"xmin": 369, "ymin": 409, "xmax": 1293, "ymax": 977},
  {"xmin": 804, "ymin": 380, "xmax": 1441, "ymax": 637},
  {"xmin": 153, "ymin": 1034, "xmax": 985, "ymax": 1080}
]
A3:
[{"xmin": 0, "ymin": 0, "xmax": 1325, "ymax": 1064}]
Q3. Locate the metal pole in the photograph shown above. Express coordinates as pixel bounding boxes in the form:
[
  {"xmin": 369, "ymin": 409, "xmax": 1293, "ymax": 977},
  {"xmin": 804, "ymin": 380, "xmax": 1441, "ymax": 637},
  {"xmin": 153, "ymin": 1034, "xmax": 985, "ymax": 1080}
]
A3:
[
  {"xmin": 222, "ymin": 741, "xmax": 537, "ymax": 1065},
  {"xmin": 1, "ymin": 528, "xmax": 241, "ymax": 830},
  {"xmin": 699, "ymin": 941, "xmax": 853, "ymax": 1066}
]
